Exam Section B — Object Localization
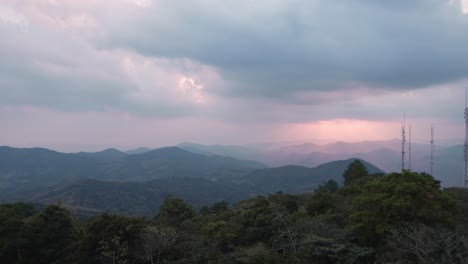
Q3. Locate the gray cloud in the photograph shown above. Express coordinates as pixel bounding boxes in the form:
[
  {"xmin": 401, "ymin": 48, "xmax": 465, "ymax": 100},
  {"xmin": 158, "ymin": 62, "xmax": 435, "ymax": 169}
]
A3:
[
  {"xmin": 107, "ymin": 0, "xmax": 468, "ymax": 99},
  {"xmin": 0, "ymin": 3, "xmax": 207, "ymax": 117},
  {"xmin": 1, "ymin": 0, "xmax": 468, "ymax": 127}
]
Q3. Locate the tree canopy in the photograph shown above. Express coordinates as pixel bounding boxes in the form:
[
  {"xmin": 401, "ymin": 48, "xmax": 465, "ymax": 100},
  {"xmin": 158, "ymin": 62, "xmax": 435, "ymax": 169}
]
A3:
[
  {"xmin": 1, "ymin": 163, "xmax": 467, "ymax": 264},
  {"xmin": 350, "ymin": 171, "xmax": 458, "ymax": 245},
  {"xmin": 343, "ymin": 160, "xmax": 369, "ymax": 185}
]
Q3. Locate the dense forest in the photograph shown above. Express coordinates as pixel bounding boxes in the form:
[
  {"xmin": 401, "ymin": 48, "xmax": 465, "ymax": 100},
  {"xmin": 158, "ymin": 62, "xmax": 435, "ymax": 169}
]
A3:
[{"xmin": 1, "ymin": 161, "xmax": 468, "ymax": 264}]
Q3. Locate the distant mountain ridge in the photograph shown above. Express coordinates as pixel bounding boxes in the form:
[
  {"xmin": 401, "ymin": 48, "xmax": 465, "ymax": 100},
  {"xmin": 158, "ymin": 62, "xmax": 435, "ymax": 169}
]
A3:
[
  {"xmin": 239, "ymin": 158, "xmax": 384, "ymax": 193},
  {"xmin": 125, "ymin": 147, "xmax": 152, "ymax": 155},
  {"xmin": 0, "ymin": 145, "xmax": 388, "ymax": 216},
  {"xmin": 24, "ymin": 158, "xmax": 384, "ymax": 216},
  {"xmin": 77, "ymin": 148, "xmax": 127, "ymax": 159},
  {"xmin": 0, "ymin": 146, "xmax": 265, "ymax": 201},
  {"xmin": 178, "ymin": 142, "xmax": 262, "ymax": 161},
  {"xmin": 179, "ymin": 140, "xmax": 464, "ymax": 187}
]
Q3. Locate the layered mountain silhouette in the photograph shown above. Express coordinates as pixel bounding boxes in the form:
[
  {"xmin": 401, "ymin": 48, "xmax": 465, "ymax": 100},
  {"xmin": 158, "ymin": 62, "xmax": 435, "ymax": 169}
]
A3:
[
  {"xmin": 179, "ymin": 140, "xmax": 464, "ymax": 187},
  {"xmin": 0, "ymin": 145, "xmax": 385, "ymax": 216},
  {"xmin": 0, "ymin": 146, "xmax": 264, "ymax": 200},
  {"xmin": 7, "ymin": 138, "xmax": 462, "ymax": 216}
]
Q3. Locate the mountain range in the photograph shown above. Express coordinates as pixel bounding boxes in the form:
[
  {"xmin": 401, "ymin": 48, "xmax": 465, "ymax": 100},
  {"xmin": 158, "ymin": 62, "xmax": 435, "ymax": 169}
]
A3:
[
  {"xmin": 178, "ymin": 140, "xmax": 464, "ymax": 187},
  {"xmin": 0, "ymin": 144, "xmax": 384, "ymax": 216},
  {"xmin": 5, "ymin": 137, "xmax": 462, "ymax": 217}
]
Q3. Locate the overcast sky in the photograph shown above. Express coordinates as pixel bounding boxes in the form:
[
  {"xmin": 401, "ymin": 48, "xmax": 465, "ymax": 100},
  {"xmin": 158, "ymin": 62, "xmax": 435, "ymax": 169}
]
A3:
[{"xmin": 1, "ymin": 0, "xmax": 468, "ymax": 151}]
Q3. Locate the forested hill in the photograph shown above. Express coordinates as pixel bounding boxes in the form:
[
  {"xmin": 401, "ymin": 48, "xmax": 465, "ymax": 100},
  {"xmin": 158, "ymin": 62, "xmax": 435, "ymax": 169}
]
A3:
[
  {"xmin": 33, "ymin": 178, "xmax": 252, "ymax": 217},
  {"xmin": 1, "ymin": 169, "xmax": 467, "ymax": 264},
  {"xmin": 1, "ymin": 146, "xmax": 387, "ymax": 217},
  {"xmin": 19, "ymin": 159, "xmax": 384, "ymax": 216},
  {"xmin": 0, "ymin": 146, "xmax": 265, "ymax": 199},
  {"xmin": 239, "ymin": 159, "xmax": 384, "ymax": 193}
]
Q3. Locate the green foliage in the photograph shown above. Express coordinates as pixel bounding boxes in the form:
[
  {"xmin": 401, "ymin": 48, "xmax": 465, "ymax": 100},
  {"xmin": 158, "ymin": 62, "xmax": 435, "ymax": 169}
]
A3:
[
  {"xmin": 295, "ymin": 216, "xmax": 374, "ymax": 264},
  {"xmin": 315, "ymin": 179, "xmax": 339, "ymax": 193},
  {"xmin": 343, "ymin": 160, "xmax": 369, "ymax": 185},
  {"xmin": 229, "ymin": 196, "xmax": 274, "ymax": 245},
  {"xmin": 79, "ymin": 213, "xmax": 145, "ymax": 264},
  {"xmin": 0, "ymin": 203, "xmax": 34, "ymax": 263},
  {"xmin": 137, "ymin": 226, "xmax": 178, "ymax": 264},
  {"xmin": 1, "ymin": 170, "xmax": 467, "ymax": 264},
  {"xmin": 306, "ymin": 192, "xmax": 338, "ymax": 216},
  {"xmin": 98, "ymin": 235, "xmax": 129, "ymax": 264},
  {"xmin": 156, "ymin": 196, "xmax": 196, "ymax": 224},
  {"xmin": 350, "ymin": 171, "xmax": 458, "ymax": 245},
  {"xmin": 21, "ymin": 204, "xmax": 80, "ymax": 264},
  {"xmin": 203, "ymin": 221, "xmax": 236, "ymax": 249},
  {"xmin": 200, "ymin": 201, "xmax": 229, "ymax": 215},
  {"xmin": 268, "ymin": 193, "xmax": 299, "ymax": 213},
  {"xmin": 385, "ymin": 223, "xmax": 468, "ymax": 264},
  {"xmin": 233, "ymin": 243, "xmax": 281, "ymax": 264}
]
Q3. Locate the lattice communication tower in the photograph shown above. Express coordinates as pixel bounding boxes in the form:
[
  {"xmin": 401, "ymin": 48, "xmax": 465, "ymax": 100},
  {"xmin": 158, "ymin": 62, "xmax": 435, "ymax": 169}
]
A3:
[
  {"xmin": 430, "ymin": 124, "xmax": 434, "ymax": 176},
  {"xmin": 465, "ymin": 89, "xmax": 468, "ymax": 188},
  {"xmin": 402, "ymin": 114, "xmax": 406, "ymax": 171}
]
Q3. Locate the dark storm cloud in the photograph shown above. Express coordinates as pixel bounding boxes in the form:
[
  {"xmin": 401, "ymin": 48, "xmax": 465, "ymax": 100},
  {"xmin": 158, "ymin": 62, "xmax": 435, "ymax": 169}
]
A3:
[
  {"xmin": 0, "ymin": 3, "xmax": 202, "ymax": 117},
  {"xmin": 108, "ymin": 0, "xmax": 468, "ymax": 99},
  {"xmin": 1, "ymin": 0, "xmax": 468, "ymax": 124}
]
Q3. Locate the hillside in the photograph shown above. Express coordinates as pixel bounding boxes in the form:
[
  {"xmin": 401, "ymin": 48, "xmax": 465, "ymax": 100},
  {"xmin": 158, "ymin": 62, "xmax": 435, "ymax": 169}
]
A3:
[
  {"xmin": 0, "ymin": 146, "xmax": 103, "ymax": 190},
  {"xmin": 178, "ymin": 142, "xmax": 262, "ymax": 161},
  {"xmin": 33, "ymin": 178, "xmax": 253, "ymax": 217},
  {"xmin": 177, "ymin": 141, "xmax": 465, "ymax": 187},
  {"xmin": 0, "ymin": 146, "xmax": 265, "ymax": 201},
  {"xmin": 101, "ymin": 147, "xmax": 265, "ymax": 181},
  {"xmin": 240, "ymin": 159, "xmax": 384, "ymax": 193},
  {"xmin": 76, "ymin": 148, "xmax": 127, "ymax": 159},
  {"xmin": 11, "ymin": 156, "xmax": 385, "ymax": 216},
  {"xmin": 125, "ymin": 147, "xmax": 152, "ymax": 155}
]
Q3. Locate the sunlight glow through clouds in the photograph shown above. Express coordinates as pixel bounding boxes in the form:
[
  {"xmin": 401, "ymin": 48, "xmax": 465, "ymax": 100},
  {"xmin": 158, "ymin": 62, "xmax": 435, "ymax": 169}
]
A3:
[
  {"xmin": 126, "ymin": 0, "xmax": 153, "ymax": 8},
  {"xmin": 463, "ymin": 0, "xmax": 468, "ymax": 13},
  {"xmin": 284, "ymin": 119, "xmax": 402, "ymax": 144},
  {"xmin": 179, "ymin": 77, "xmax": 205, "ymax": 104},
  {"xmin": 0, "ymin": 6, "xmax": 28, "ymax": 31}
]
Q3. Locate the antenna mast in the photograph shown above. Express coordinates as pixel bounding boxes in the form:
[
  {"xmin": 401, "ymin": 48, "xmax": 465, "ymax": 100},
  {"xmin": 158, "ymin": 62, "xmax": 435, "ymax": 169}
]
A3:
[
  {"xmin": 402, "ymin": 113, "xmax": 406, "ymax": 171},
  {"xmin": 409, "ymin": 124, "xmax": 412, "ymax": 171},
  {"xmin": 431, "ymin": 124, "xmax": 434, "ymax": 176},
  {"xmin": 465, "ymin": 88, "xmax": 468, "ymax": 188}
]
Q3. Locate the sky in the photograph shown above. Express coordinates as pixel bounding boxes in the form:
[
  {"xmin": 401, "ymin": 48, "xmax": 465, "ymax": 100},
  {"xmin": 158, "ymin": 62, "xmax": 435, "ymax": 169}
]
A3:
[{"xmin": 1, "ymin": 0, "xmax": 468, "ymax": 151}]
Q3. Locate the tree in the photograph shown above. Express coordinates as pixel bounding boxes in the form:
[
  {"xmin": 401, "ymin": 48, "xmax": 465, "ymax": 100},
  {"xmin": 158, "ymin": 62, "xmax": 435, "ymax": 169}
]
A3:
[
  {"xmin": 80, "ymin": 213, "xmax": 145, "ymax": 264},
  {"xmin": 306, "ymin": 192, "xmax": 337, "ymax": 216},
  {"xmin": 138, "ymin": 226, "xmax": 177, "ymax": 264},
  {"xmin": 295, "ymin": 215, "xmax": 373, "ymax": 264},
  {"xmin": 200, "ymin": 201, "xmax": 229, "ymax": 215},
  {"xmin": 386, "ymin": 223, "xmax": 468, "ymax": 264},
  {"xmin": 315, "ymin": 180, "xmax": 339, "ymax": 193},
  {"xmin": 268, "ymin": 193, "xmax": 299, "ymax": 213},
  {"xmin": 350, "ymin": 171, "xmax": 458, "ymax": 245},
  {"xmin": 202, "ymin": 221, "xmax": 236, "ymax": 250},
  {"xmin": 156, "ymin": 196, "xmax": 195, "ymax": 225},
  {"xmin": 233, "ymin": 243, "xmax": 281, "ymax": 264},
  {"xmin": 343, "ymin": 160, "xmax": 369, "ymax": 185},
  {"xmin": 271, "ymin": 210, "xmax": 298, "ymax": 260},
  {"xmin": 21, "ymin": 204, "xmax": 80, "ymax": 264},
  {"xmin": 0, "ymin": 203, "xmax": 35, "ymax": 263},
  {"xmin": 229, "ymin": 196, "xmax": 273, "ymax": 245}
]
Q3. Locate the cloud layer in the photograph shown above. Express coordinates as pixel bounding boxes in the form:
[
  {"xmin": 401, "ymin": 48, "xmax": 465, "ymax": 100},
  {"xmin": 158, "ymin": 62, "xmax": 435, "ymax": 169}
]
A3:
[{"xmin": 1, "ymin": 0, "xmax": 468, "ymax": 149}]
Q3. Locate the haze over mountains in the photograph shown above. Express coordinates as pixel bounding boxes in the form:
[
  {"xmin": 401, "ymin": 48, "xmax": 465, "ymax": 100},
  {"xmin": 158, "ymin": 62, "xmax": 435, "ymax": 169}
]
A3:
[
  {"xmin": 0, "ymin": 138, "xmax": 464, "ymax": 216},
  {"xmin": 177, "ymin": 139, "xmax": 464, "ymax": 187},
  {"xmin": 0, "ymin": 141, "xmax": 387, "ymax": 216}
]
